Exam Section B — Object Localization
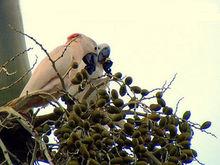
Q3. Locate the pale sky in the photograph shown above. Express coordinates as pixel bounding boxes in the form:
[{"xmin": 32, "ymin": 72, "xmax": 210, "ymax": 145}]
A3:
[{"xmin": 20, "ymin": 0, "xmax": 220, "ymax": 164}]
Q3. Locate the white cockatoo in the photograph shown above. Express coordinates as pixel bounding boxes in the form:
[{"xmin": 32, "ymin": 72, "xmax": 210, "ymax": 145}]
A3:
[
  {"xmin": 15, "ymin": 33, "xmax": 112, "ymax": 111},
  {"xmin": 20, "ymin": 33, "xmax": 98, "ymax": 98}
]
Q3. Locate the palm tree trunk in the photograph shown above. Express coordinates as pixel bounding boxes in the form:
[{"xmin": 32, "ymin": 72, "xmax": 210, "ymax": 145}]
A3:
[{"xmin": 0, "ymin": 0, "xmax": 30, "ymax": 106}]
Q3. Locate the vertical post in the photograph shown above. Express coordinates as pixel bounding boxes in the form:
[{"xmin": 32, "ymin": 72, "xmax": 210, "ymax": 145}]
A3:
[{"xmin": 0, "ymin": 0, "xmax": 30, "ymax": 105}]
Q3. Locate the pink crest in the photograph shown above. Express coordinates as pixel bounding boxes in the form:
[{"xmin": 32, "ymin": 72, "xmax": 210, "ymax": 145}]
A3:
[{"xmin": 67, "ymin": 33, "xmax": 80, "ymax": 41}]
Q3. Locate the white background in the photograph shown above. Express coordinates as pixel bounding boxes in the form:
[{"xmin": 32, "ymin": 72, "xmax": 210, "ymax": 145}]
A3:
[{"xmin": 19, "ymin": 0, "xmax": 220, "ymax": 164}]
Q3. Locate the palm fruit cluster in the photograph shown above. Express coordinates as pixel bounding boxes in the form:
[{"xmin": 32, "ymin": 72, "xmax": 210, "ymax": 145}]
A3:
[{"xmin": 35, "ymin": 71, "xmax": 212, "ymax": 165}]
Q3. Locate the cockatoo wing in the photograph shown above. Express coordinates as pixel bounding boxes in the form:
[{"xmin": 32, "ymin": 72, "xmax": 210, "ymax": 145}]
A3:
[{"xmin": 20, "ymin": 45, "xmax": 83, "ymax": 96}]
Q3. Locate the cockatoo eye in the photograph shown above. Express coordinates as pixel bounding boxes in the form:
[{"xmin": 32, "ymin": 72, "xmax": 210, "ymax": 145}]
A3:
[{"xmin": 94, "ymin": 47, "xmax": 98, "ymax": 51}]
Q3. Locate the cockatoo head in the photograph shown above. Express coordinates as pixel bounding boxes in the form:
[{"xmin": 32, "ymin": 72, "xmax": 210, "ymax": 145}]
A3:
[
  {"xmin": 67, "ymin": 33, "xmax": 99, "ymax": 75},
  {"xmin": 67, "ymin": 34, "xmax": 112, "ymax": 75},
  {"xmin": 82, "ymin": 43, "xmax": 112, "ymax": 75},
  {"xmin": 66, "ymin": 33, "xmax": 98, "ymax": 54}
]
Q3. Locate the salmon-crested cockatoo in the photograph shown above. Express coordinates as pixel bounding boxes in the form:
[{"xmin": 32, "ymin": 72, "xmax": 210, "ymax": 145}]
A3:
[
  {"xmin": 20, "ymin": 33, "xmax": 98, "ymax": 98},
  {"xmin": 12, "ymin": 33, "xmax": 98, "ymax": 112},
  {"xmin": 14, "ymin": 33, "xmax": 112, "ymax": 112}
]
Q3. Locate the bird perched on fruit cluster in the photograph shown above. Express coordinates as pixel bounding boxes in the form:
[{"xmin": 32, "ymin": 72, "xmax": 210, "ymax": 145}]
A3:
[
  {"xmin": 20, "ymin": 33, "xmax": 98, "ymax": 97},
  {"xmin": 18, "ymin": 33, "xmax": 112, "ymax": 110}
]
